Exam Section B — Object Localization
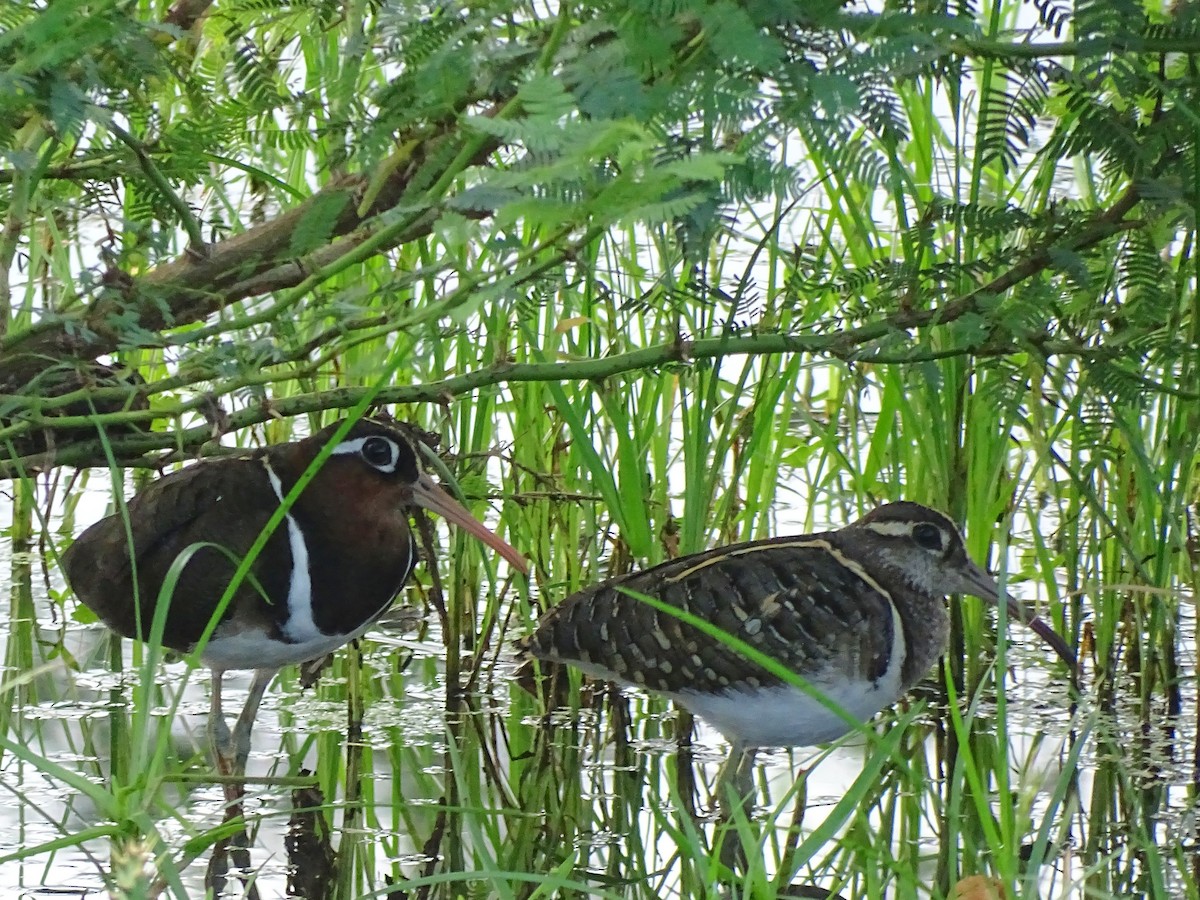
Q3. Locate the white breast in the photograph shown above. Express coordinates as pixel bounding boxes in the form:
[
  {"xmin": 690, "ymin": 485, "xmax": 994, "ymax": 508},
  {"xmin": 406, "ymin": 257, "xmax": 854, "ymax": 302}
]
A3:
[{"xmin": 673, "ymin": 594, "xmax": 909, "ymax": 748}]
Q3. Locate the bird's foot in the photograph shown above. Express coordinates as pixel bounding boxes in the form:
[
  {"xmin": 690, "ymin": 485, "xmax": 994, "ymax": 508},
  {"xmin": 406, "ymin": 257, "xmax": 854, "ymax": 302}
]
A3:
[{"xmin": 208, "ymin": 709, "xmax": 246, "ymax": 811}]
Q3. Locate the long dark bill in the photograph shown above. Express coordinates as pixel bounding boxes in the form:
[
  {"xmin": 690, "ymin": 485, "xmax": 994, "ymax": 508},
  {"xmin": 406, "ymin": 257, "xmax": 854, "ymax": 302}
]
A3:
[{"xmin": 956, "ymin": 558, "xmax": 1078, "ymax": 671}]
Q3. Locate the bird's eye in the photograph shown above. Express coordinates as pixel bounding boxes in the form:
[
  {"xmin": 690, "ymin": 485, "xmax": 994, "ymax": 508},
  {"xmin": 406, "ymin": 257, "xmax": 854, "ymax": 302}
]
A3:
[
  {"xmin": 361, "ymin": 436, "xmax": 397, "ymax": 469},
  {"xmin": 912, "ymin": 522, "xmax": 944, "ymax": 551}
]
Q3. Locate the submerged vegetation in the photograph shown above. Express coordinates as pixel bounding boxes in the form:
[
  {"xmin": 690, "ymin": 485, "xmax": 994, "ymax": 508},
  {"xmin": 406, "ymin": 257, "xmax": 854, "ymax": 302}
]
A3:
[{"xmin": 1, "ymin": 0, "xmax": 1198, "ymax": 896}]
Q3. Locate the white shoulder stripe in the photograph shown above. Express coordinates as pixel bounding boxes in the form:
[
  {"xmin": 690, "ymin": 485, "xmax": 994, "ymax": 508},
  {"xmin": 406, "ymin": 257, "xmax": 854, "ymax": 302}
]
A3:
[{"xmin": 262, "ymin": 459, "xmax": 322, "ymax": 642}]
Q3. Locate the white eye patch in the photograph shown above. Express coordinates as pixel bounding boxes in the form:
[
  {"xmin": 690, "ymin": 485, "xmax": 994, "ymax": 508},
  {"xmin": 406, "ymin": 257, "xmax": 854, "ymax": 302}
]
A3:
[{"xmin": 331, "ymin": 435, "xmax": 399, "ymax": 473}]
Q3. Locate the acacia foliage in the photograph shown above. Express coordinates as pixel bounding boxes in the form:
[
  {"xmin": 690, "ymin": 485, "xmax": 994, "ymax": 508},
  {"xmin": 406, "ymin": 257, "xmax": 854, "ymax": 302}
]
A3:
[{"xmin": 0, "ymin": 0, "xmax": 1197, "ymax": 469}]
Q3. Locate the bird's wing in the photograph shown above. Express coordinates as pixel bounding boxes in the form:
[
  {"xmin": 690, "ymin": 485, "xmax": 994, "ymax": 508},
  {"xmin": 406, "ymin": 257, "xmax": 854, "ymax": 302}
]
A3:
[
  {"xmin": 62, "ymin": 457, "xmax": 288, "ymax": 648},
  {"xmin": 518, "ymin": 537, "xmax": 899, "ymax": 695}
]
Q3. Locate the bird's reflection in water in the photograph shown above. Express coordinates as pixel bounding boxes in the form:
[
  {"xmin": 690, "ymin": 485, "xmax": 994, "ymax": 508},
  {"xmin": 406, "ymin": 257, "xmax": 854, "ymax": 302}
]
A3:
[{"xmin": 203, "ymin": 776, "xmax": 336, "ymax": 900}]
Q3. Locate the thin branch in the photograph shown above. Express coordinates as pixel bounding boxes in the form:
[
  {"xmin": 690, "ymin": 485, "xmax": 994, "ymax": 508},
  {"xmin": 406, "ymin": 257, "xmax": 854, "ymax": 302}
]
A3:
[{"xmin": 0, "ymin": 329, "xmax": 1132, "ymax": 477}]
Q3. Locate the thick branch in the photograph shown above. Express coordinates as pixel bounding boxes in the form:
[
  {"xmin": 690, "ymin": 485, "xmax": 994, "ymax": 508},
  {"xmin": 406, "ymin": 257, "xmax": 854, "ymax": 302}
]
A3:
[{"xmin": 0, "ymin": 121, "xmax": 502, "ymax": 366}]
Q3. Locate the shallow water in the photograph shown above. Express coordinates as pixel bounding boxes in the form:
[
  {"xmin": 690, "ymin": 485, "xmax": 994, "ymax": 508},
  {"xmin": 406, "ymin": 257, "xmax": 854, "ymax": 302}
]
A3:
[{"xmin": 2, "ymin": 491, "xmax": 1196, "ymax": 899}]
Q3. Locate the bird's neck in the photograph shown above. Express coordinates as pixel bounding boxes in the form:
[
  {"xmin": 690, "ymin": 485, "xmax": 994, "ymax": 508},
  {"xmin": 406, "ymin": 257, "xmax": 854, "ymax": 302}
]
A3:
[{"xmin": 890, "ymin": 582, "xmax": 952, "ymax": 687}]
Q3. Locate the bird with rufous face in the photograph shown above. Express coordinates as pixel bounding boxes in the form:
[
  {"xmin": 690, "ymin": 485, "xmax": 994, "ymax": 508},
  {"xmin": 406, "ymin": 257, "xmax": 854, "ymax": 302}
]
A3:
[{"xmin": 63, "ymin": 417, "xmax": 527, "ymax": 803}]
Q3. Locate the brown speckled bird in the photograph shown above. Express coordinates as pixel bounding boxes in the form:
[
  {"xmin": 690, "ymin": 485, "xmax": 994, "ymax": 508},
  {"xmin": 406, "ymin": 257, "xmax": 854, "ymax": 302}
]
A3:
[{"xmin": 518, "ymin": 502, "xmax": 1075, "ymax": 756}]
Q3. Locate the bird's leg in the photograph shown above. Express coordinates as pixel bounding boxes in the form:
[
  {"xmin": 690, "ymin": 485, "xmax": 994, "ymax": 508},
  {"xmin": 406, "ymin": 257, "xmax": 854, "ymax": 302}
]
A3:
[
  {"xmin": 716, "ymin": 742, "xmax": 757, "ymax": 874},
  {"xmin": 716, "ymin": 742, "xmax": 757, "ymax": 818},
  {"xmin": 208, "ymin": 669, "xmax": 235, "ymax": 775},
  {"xmin": 231, "ymin": 668, "xmax": 277, "ymax": 774},
  {"xmin": 733, "ymin": 745, "xmax": 757, "ymax": 807},
  {"xmin": 207, "ymin": 669, "xmax": 245, "ymax": 810}
]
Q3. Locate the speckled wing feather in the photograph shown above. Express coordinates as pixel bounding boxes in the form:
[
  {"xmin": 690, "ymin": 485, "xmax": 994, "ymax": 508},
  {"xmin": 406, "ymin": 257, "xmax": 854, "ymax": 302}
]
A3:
[
  {"xmin": 517, "ymin": 536, "xmax": 898, "ymax": 694},
  {"xmin": 62, "ymin": 455, "xmax": 292, "ymax": 651}
]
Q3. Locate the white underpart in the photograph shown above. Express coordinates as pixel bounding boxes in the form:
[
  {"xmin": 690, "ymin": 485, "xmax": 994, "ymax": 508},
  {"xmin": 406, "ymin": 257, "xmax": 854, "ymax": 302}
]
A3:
[
  {"xmin": 677, "ymin": 597, "xmax": 908, "ymax": 748},
  {"xmin": 202, "ymin": 616, "xmax": 379, "ymax": 671}
]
